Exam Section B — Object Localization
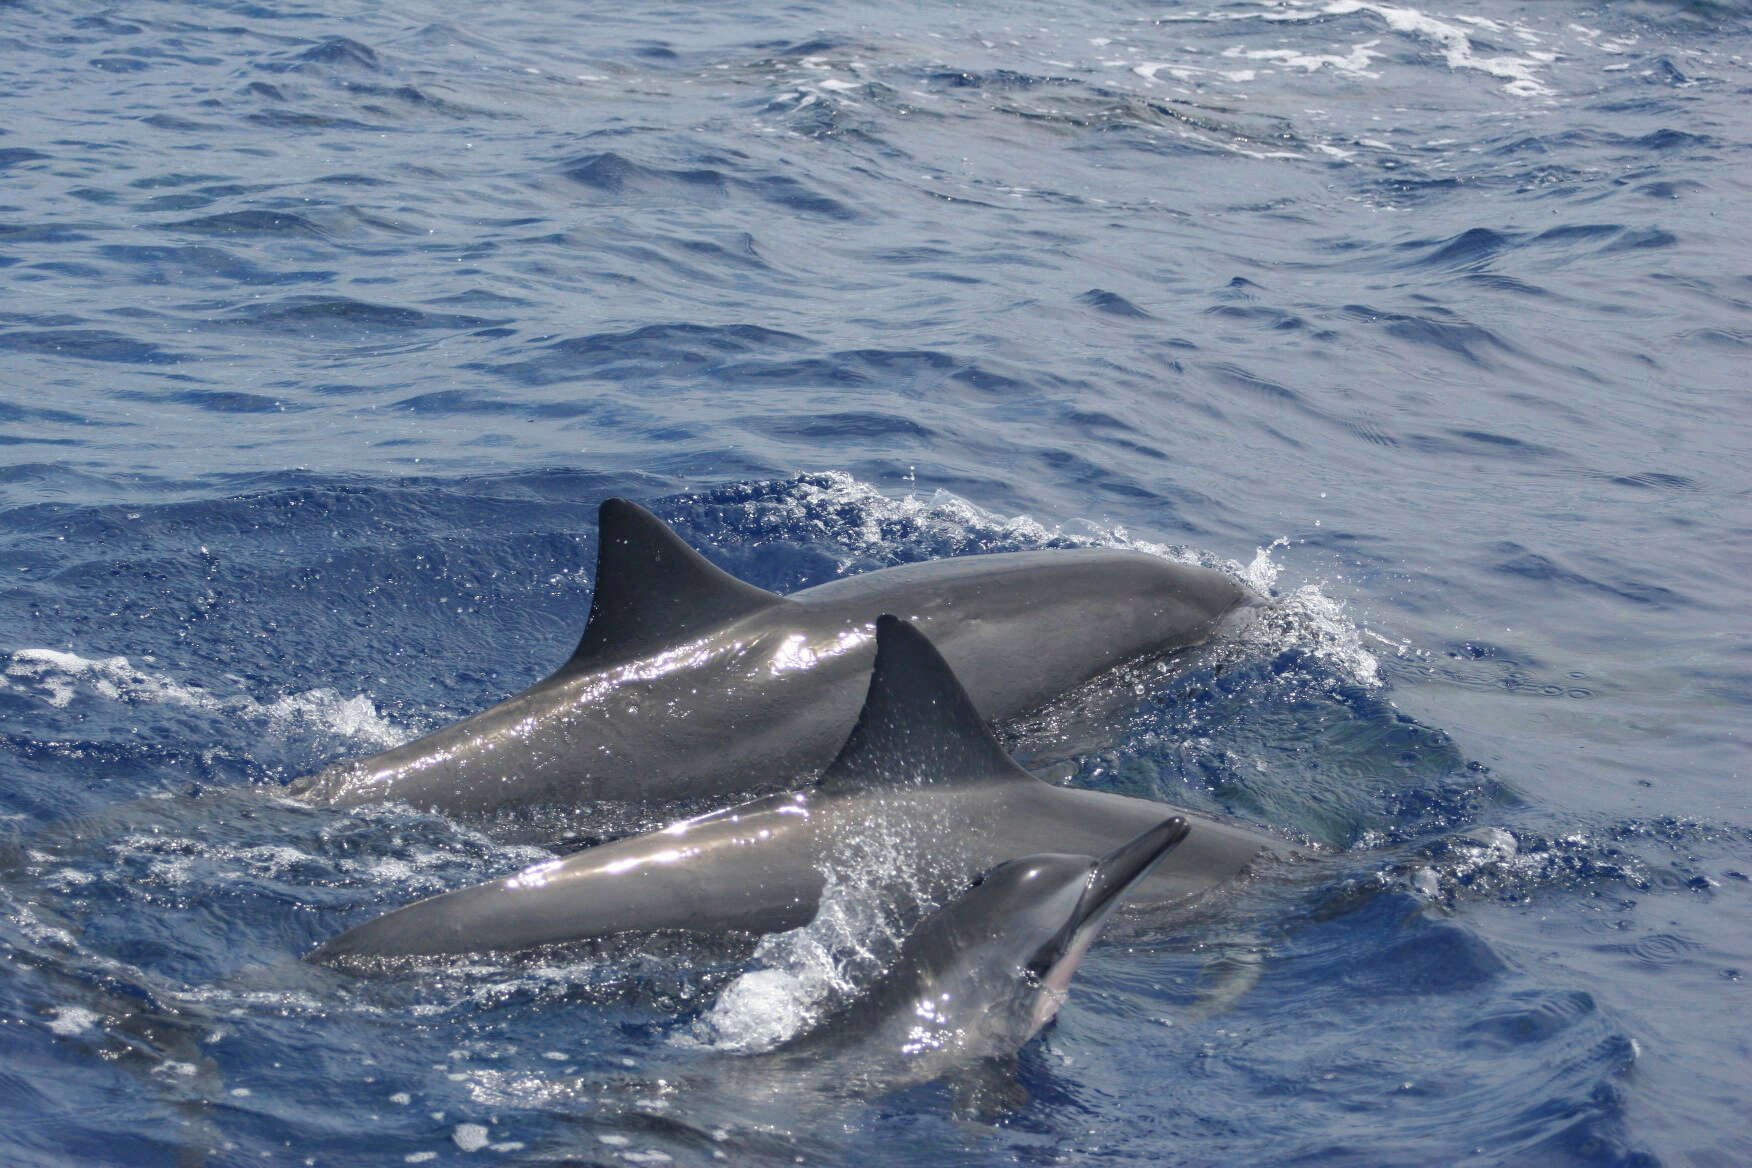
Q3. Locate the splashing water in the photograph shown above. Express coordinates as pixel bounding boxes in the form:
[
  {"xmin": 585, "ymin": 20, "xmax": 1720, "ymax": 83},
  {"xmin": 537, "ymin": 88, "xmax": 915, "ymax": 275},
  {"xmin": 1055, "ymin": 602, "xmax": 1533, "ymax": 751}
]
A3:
[
  {"xmin": 2, "ymin": 647, "xmax": 412, "ymax": 749},
  {"xmin": 691, "ymin": 786, "xmax": 974, "ymax": 1053}
]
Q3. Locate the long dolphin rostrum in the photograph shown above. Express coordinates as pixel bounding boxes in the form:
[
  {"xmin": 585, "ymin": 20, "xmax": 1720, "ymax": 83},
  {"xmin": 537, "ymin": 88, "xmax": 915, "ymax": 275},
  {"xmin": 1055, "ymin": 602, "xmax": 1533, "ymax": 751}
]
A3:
[
  {"xmin": 291, "ymin": 498, "xmax": 1256, "ymax": 816},
  {"xmin": 310, "ymin": 617, "xmax": 1278, "ymax": 960}
]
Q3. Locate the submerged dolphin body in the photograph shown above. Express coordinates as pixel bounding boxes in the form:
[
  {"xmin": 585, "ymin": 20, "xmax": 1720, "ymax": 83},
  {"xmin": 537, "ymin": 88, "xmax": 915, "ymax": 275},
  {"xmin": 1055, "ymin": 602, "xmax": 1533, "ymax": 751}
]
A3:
[
  {"xmin": 747, "ymin": 817, "xmax": 1193, "ymax": 1096},
  {"xmin": 311, "ymin": 617, "xmax": 1276, "ymax": 959},
  {"xmin": 291, "ymin": 499, "xmax": 1253, "ymax": 816}
]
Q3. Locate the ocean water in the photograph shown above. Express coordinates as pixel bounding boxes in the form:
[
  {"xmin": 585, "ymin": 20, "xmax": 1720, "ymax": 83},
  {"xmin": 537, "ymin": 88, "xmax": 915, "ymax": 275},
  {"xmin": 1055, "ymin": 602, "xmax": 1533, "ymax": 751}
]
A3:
[{"xmin": 2, "ymin": 0, "xmax": 1748, "ymax": 1163}]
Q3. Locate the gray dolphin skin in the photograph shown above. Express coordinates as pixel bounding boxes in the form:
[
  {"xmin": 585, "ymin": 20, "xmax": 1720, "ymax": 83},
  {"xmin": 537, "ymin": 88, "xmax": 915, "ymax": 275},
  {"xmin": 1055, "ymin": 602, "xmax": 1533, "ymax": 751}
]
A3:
[
  {"xmin": 310, "ymin": 616, "xmax": 1276, "ymax": 960},
  {"xmin": 750, "ymin": 817, "xmax": 1193, "ymax": 1094},
  {"xmin": 290, "ymin": 498, "xmax": 1254, "ymax": 816}
]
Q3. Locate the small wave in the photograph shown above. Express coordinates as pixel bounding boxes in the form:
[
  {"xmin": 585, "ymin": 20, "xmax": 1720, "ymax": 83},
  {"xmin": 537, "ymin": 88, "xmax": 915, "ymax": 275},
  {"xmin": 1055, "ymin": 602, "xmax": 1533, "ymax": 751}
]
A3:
[
  {"xmin": 1414, "ymin": 226, "xmax": 1517, "ymax": 268},
  {"xmin": 116, "ymin": 388, "xmax": 302, "ymax": 415},
  {"xmin": 1, "ymin": 648, "xmax": 409, "ymax": 749},
  {"xmin": 293, "ymin": 37, "xmax": 382, "ymax": 72},
  {"xmin": 0, "ymin": 148, "xmax": 50, "ymax": 168},
  {"xmin": 562, "ymin": 152, "xmax": 729, "ymax": 199},
  {"xmin": 168, "ymin": 210, "xmax": 328, "ymax": 239},
  {"xmin": 1079, "ymin": 289, "xmax": 1154, "ymax": 318},
  {"xmin": 1342, "ymin": 303, "xmax": 1520, "ymax": 367},
  {"xmin": 1396, "ymin": 823, "xmax": 1670, "ymax": 908},
  {"xmin": 491, "ymin": 322, "xmax": 810, "ymax": 387},
  {"xmin": 1151, "ymin": 0, "xmax": 1557, "ymax": 97},
  {"xmin": 211, "ymin": 296, "xmax": 504, "ymax": 339},
  {"xmin": 1238, "ymin": 538, "xmax": 1383, "ymax": 690},
  {"xmin": 244, "ymin": 109, "xmax": 389, "ymax": 134},
  {"xmin": 1322, "ymin": 1, "xmax": 1555, "ymax": 96},
  {"xmin": 95, "ymin": 242, "xmax": 333, "ymax": 286},
  {"xmin": 558, "ymin": 151, "xmax": 859, "ymax": 220},
  {"xmin": 0, "ymin": 328, "xmax": 183, "ymax": 366}
]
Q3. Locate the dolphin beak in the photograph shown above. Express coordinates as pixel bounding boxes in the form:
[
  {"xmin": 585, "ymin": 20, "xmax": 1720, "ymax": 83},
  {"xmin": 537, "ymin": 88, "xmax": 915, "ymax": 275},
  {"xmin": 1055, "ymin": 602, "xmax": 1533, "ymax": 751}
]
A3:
[
  {"xmin": 1028, "ymin": 816, "xmax": 1191, "ymax": 982},
  {"xmin": 1077, "ymin": 816, "xmax": 1192, "ymax": 928}
]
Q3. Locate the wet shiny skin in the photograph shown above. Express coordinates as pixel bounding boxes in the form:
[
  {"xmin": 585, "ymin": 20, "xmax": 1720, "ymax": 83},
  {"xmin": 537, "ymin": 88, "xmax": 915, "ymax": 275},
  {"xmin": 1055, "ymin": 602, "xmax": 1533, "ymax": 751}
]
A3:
[
  {"xmin": 757, "ymin": 826, "xmax": 1187, "ymax": 1094},
  {"xmin": 295, "ymin": 544, "xmax": 1252, "ymax": 816},
  {"xmin": 312, "ymin": 769, "xmax": 1274, "ymax": 958}
]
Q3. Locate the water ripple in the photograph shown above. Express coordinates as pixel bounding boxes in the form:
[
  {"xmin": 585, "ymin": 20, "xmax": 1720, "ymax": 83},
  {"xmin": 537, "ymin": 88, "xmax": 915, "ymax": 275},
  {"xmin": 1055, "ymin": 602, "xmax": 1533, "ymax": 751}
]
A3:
[{"xmin": 0, "ymin": 0, "xmax": 1744, "ymax": 1161}]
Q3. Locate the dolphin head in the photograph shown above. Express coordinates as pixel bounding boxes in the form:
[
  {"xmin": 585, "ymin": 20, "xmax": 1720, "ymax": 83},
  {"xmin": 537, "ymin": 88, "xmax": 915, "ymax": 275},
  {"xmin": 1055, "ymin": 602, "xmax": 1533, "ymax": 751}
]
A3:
[
  {"xmin": 811, "ymin": 816, "xmax": 1191, "ymax": 1079},
  {"xmin": 879, "ymin": 547, "xmax": 1254, "ymax": 724},
  {"xmin": 963, "ymin": 816, "xmax": 1193, "ymax": 1036},
  {"xmin": 1080, "ymin": 548, "xmax": 1255, "ymax": 661},
  {"xmin": 1019, "ymin": 815, "xmax": 1192, "ymax": 1028}
]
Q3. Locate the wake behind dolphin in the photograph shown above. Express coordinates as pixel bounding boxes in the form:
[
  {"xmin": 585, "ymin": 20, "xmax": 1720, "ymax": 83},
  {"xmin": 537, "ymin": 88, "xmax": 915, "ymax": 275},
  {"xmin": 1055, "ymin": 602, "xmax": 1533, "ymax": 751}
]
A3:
[
  {"xmin": 310, "ymin": 617, "xmax": 1277, "ymax": 960},
  {"xmin": 291, "ymin": 498, "xmax": 1254, "ymax": 816}
]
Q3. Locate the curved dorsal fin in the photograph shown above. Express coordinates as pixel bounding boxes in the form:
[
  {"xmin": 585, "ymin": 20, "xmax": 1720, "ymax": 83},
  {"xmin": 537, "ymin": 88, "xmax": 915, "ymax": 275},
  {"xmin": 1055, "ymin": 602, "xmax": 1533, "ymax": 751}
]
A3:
[
  {"xmin": 820, "ymin": 615, "xmax": 1032, "ymax": 790},
  {"xmin": 565, "ymin": 499, "xmax": 784, "ymax": 671}
]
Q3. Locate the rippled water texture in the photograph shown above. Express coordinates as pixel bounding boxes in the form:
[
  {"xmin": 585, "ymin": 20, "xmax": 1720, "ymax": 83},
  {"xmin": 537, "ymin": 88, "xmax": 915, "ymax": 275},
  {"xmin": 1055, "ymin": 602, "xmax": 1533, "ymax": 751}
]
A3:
[{"xmin": 2, "ymin": 1, "xmax": 1748, "ymax": 1165}]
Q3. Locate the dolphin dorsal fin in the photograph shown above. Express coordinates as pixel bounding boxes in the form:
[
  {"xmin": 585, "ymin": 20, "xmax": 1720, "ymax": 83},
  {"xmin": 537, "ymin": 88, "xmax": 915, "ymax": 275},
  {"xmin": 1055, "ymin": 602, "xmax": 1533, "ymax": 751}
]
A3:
[
  {"xmin": 820, "ymin": 615, "xmax": 1032, "ymax": 790},
  {"xmin": 565, "ymin": 499, "xmax": 783, "ymax": 671}
]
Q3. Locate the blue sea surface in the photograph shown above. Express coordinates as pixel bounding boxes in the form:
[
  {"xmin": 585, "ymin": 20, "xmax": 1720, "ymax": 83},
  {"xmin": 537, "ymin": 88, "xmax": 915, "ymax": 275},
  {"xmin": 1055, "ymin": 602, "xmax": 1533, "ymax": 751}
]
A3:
[{"xmin": 2, "ymin": 0, "xmax": 1748, "ymax": 1163}]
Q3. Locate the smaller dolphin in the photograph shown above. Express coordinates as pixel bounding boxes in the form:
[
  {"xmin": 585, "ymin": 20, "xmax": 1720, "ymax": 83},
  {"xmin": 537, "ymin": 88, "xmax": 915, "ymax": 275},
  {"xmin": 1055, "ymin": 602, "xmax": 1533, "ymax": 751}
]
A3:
[
  {"xmin": 309, "ymin": 617, "xmax": 1275, "ymax": 960},
  {"xmin": 747, "ymin": 817, "xmax": 1192, "ymax": 1097},
  {"xmin": 291, "ymin": 498, "xmax": 1253, "ymax": 817}
]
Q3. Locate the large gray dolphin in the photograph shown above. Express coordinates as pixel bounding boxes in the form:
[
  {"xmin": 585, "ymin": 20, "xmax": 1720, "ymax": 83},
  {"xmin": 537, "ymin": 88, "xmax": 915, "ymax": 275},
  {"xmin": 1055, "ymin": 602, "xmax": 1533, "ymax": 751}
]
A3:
[
  {"xmin": 310, "ymin": 616, "xmax": 1277, "ymax": 960},
  {"xmin": 746, "ymin": 817, "xmax": 1193, "ymax": 1097},
  {"xmin": 291, "ymin": 498, "xmax": 1254, "ymax": 816}
]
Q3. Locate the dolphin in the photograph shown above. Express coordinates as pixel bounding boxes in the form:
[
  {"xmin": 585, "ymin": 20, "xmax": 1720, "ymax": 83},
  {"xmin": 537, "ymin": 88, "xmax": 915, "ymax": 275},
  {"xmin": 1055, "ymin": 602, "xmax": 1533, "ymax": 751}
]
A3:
[
  {"xmin": 519, "ymin": 820, "xmax": 1192, "ymax": 1141},
  {"xmin": 309, "ymin": 616, "xmax": 1277, "ymax": 960},
  {"xmin": 290, "ymin": 498, "xmax": 1254, "ymax": 817},
  {"xmin": 745, "ymin": 817, "xmax": 1193, "ymax": 1097}
]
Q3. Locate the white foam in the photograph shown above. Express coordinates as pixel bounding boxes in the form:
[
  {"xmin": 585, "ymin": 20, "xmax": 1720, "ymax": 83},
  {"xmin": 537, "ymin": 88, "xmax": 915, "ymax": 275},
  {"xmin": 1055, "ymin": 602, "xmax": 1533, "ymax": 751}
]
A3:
[
  {"xmin": 1145, "ymin": 1, "xmax": 1555, "ymax": 97},
  {"xmin": 770, "ymin": 471, "xmax": 1199, "ymax": 566},
  {"xmin": 1221, "ymin": 42, "xmax": 1383, "ymax": 77},
  {"xmin": 114, "ymin": 834, "xmax": 341, "ymax": 891},
  {"xmin": 1234, "ymin": 538, "xmax": 1382, "ymax": 689},
  {"xmin": 689, "ymin": 870, "xmax": 894, "ymax": 1052},
  {"xmin": 46, "ymin": 1006, "xmax": 100, "ymax": 1036},
  {"xmin": 691, "ymin": 787, "xmax": 969, "ymax": 1052},
  {"xmin": 452, "ymin": 1123, "xmax": 489, "ymax": 1152},
  {"xmin": 1133, "ymin": 60, "xmax": 1262, "ymax": 84},
  {"xmin": 1, "ymin": 647, "xmax": 410, "ymax": 748},
  {"xmin": 1319, "ymin": 2, "xmax": 1553, "ymax": 95},
  {"xmin": 1407, "ymin": 826, "xmax": 1579, "ymax": 902},
  {"xmin": 12, "ymin": 904, "xmax": 78, "ymax": 950},
  {"xmin": 180, "ymin": 985, "xmax": 327, "ymax": 1015},
  {"xmin": 151, "ymin": 1060, "xmax": 199, "ymax": 1078}
]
